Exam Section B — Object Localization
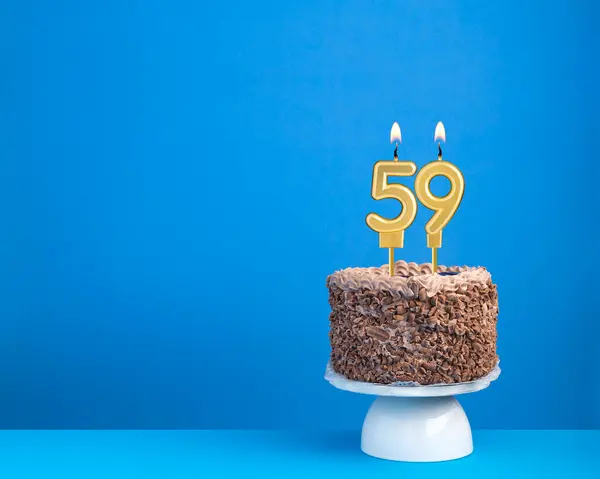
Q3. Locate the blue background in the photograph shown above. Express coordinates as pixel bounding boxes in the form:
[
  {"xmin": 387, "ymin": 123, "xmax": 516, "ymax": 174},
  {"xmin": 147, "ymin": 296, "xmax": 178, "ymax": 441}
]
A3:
[{"xmin": 0, "ymin": 0, "xmax": 598, "ymax": 429}]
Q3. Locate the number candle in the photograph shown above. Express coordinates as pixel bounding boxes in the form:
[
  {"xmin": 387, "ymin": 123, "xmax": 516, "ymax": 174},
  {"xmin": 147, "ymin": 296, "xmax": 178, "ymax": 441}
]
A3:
[
  {"xmin": 366, "ymin": 123, "xmax": 418, "ymax": 276},
  {"xmin": 414, "ymin": 122, "xmax": 465, "ymax": 273}
]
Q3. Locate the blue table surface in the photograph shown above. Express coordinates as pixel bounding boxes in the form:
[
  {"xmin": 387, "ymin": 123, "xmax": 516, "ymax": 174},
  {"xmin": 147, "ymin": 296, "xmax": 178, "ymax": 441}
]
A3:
[{"xmin": 0, "ymin": 430, "xmax": 597, "ymax": 478}]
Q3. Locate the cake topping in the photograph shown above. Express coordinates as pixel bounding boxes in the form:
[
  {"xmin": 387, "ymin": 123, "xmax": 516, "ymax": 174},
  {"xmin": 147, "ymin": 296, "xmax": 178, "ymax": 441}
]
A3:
[{"xmin": 326, "ymin": 260, "xmax": 491, "ymax": 298}]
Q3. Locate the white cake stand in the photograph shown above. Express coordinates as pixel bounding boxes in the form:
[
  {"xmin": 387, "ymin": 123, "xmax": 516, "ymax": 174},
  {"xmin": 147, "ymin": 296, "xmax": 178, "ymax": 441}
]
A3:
[{"xmin": 325, "ymin": 361, "xmax": 500, "ymax": 462}]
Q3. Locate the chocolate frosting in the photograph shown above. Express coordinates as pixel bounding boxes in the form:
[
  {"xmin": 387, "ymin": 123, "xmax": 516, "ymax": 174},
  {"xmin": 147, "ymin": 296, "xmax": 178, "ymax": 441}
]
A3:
[
  {"xmin": 327, "ymin": 261, "xmax": 491, "ymax": 298},
  {"xmin": 327, "ymin": 260, "xmax": 498, "ymax": 385}
]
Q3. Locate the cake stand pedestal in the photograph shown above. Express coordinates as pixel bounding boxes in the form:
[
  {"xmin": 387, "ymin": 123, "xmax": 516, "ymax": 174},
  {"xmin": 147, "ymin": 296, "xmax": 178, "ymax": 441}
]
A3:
[{"xmin": 325, "ymin": 361, "xmax": 500, "ymax": 462}]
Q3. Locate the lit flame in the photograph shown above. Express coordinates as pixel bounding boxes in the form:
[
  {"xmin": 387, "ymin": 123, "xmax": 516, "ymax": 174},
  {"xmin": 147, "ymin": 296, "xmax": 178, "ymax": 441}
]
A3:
[
  {"xmin": 434, "ymin": 121, "xmax": 446, "ymax": 143},
  {"xmin": 390, "ymin": 122, "xmax": 402, "ymax": 143}
]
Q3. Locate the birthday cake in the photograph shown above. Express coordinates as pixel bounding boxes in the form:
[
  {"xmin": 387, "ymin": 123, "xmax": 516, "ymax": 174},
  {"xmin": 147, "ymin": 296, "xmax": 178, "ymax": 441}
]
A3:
[{"xmin": 327, "ymin": 260, "xmax": 498, "ymax": 385}]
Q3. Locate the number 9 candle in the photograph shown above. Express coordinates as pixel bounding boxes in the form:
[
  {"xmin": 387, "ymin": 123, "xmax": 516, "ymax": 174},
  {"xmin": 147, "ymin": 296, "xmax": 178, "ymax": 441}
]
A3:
[
  {"xmin": 414, "ymin": 122, "xmax": 465, "ymax": 273},
  {"xmin": 366, "ymin": 123, "xmax": 418, "ymax": 276}
]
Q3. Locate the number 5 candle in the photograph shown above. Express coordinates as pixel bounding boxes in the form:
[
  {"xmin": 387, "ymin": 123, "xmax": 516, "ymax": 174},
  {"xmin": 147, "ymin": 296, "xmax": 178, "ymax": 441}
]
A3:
[
  {"xmin": 414, "ymin": 122, "xmax": 465, "ymax": 273},
  {"xmin": 366, "ymin": 123, "xmax": 418, "ymax": 276}
]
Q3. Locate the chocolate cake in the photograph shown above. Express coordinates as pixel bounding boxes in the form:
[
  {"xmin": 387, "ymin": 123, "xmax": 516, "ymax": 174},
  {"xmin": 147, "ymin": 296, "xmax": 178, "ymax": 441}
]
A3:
[{"xmin": 327, "ymin": 260, "xmax": 498, "ymax": 385}]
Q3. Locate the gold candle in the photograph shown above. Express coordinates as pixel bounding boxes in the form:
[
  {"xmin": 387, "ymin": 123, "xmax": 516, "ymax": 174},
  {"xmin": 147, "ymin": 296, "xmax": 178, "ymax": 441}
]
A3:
[
  {"xmin": 415, "ymin": 122, "xmax": 465, "ymax": 273},
  {"xmin": 366, "ymin": 123, "xmax": 418, "ymax": 276}
]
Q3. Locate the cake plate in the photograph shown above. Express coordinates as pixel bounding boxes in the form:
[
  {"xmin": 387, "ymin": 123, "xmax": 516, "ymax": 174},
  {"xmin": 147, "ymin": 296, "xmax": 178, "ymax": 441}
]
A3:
[{"xmin": 325, "ymin": 361, "xmax": 501, "ymax": 462}]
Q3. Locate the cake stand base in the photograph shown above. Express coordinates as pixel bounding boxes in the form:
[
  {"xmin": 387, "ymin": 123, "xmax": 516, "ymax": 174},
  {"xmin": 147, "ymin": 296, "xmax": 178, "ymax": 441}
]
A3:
[
  {"xmin": 325, "ymin": 361, "xmax": 501, "ymax": 462},
  {"xmin": 361, "ymin": 395, "xmax": 472, "ymax": 462}
]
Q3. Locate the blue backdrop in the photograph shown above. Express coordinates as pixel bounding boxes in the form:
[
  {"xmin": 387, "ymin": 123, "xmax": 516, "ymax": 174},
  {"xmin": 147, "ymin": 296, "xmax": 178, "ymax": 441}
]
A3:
[{"xmin": 0, "ymin": 0, "xmax": 598, "ymax": 429}]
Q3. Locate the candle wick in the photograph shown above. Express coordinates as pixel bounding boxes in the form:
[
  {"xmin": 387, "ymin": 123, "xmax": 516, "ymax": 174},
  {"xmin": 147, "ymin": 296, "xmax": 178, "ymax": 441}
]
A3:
[
  {"xmin": 394, "ymin": 143, "xmax": 398, "ymax": 160},
  {"xmin": 437, "ymin": 142, "xmax": 442, "ymax": 160}
]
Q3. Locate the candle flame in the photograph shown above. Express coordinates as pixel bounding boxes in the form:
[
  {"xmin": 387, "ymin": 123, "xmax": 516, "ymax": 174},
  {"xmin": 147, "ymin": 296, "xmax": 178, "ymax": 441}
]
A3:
[
  {"xmin": 390, "ymin": 122, "xmax": 402, "ymax": 143},
  {"xmin": 434, "ymin": 121, "xmax": 446, "ymax": 143}
]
